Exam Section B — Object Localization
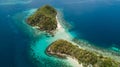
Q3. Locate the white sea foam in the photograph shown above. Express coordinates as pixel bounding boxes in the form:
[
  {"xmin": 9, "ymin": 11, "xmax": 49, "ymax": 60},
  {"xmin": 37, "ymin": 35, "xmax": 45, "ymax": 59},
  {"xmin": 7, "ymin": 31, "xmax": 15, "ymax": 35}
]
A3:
[{"xmin": 17, "ymin": 9, "xmax": 120, "ymax": 67}]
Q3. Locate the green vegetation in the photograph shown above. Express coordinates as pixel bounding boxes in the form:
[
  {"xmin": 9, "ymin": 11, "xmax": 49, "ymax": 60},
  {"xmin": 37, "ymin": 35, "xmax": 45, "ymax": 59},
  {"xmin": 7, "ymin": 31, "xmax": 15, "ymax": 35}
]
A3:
[
  {"xmin": 47, "ymin": 39, "xmax": 120, "ymax": 67},
  {"xmin": 27, "ymin": 5, "xmax": 57, "ymax": 34}
]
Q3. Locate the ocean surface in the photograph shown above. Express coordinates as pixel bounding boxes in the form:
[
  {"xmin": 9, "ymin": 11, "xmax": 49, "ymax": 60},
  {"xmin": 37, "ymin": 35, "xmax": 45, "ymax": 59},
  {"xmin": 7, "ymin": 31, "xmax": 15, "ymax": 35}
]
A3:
[{"xmin": 0, "ymin": 0, "xmax": 120, "ymax": 67}]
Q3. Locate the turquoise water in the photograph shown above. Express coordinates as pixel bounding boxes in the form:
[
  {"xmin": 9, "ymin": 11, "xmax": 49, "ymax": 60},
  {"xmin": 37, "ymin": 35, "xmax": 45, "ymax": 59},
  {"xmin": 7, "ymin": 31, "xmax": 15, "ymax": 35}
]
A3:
[
  {"xmin": 14, "ymin": 8, "xmax": 120, "ymax": 67},
  {"xmin": 13, "ymin": 9, "xmax": 76, "ymax": 67},
  {"xmin": 1, "ymin": 0, "xmax": 120, "ymax": 67}
]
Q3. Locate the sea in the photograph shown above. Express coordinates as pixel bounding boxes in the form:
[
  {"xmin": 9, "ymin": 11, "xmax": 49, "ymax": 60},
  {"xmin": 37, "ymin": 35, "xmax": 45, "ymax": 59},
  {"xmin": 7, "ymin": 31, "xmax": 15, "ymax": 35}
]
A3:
[{"xmin": 0, "ymin": 0, "xmax": 120, "ymax": 67}]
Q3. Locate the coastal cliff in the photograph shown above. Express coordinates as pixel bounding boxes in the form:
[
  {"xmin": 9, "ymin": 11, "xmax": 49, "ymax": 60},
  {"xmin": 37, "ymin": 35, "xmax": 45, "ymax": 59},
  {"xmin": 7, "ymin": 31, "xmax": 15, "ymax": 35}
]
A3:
[
  {"xmin": 47, "ymin": 39, "xmax": 120, "ymax": 67},
  {"xmin": 27, "ymin": 5, "xmax": 57, "ymax": 35}
]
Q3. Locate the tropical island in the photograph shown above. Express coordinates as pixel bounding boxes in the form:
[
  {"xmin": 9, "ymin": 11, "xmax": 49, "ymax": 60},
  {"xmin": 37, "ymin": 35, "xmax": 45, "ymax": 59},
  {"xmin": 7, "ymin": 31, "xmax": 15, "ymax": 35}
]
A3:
[
  {"xmin": 27, "ymin": 5, "xmax": 57, "ymax": 35},
  {"xmin": 26, "ymin": 5, "xmax": 120, "ymax": 67},
  {"xmin": 46, "ymin": 39, "xmax": 120, "ymax": 67}
]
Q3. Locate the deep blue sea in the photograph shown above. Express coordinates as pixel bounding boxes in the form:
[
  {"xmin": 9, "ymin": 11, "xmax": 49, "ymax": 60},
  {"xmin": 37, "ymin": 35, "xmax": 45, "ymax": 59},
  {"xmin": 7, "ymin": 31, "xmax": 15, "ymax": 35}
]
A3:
[{"xmin": 0, "ymin": 0, "xmax": 120, "ymax": 67}]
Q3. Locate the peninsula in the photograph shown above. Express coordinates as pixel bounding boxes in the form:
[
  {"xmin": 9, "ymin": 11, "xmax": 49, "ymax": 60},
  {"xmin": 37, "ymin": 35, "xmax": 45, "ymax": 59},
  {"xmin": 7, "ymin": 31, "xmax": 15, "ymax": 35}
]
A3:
[
  {"xmin": 27, "ymin": 5, "xmax": 57, "ymax": 35},
  {"xmin": 47, "ymin": 39, "xmax": 120, "ymax": 67}
]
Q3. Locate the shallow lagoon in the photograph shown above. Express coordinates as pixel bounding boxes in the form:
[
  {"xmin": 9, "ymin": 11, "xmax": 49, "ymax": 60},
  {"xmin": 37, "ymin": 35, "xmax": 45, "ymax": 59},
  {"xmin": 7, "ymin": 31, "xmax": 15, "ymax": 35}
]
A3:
[
  {"xmin": 13, "ymin": 8, "xmax": 120, "ymax": 67},
  {"xmin": 1, "ymin": 0, "xmax": 120, "ymax": 67}
]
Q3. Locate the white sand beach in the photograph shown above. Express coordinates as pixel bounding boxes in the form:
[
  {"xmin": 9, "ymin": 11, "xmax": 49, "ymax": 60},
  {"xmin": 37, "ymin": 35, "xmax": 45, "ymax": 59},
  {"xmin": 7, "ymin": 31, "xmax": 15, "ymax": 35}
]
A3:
[
  {"xmin": 56, "ymin": 14, "xmax": 84, "ymax": 67},
  {"xmin": 28, "ymin": 9, "xmax": 120, "ymax": 67},
  {"xmin": 67, "ymin": 57, "xmax": 83, "ymax": 67}
]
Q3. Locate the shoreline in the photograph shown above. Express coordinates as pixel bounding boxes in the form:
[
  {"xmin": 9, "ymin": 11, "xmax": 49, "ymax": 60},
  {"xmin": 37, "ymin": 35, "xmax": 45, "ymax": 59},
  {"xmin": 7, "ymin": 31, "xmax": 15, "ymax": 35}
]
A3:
[
  {"xmin": 31, "ymin": 14, "xmax": 64, "ymax": 37},
  {"xmin": 46, "ymin": 12, "xmax": 84, "ymax": 66},
  {"xmin": 26, "ymin": 9, "xmax": 120, "ymax": 67},
  {"xmin": 56, "ymin": 16, "xmax": 62, "ymax": 30},
  {"xmin": 46, "ymin": 46, "xmax": 84, "ymax": 67},
  {"xmin": 67, "ymin": 57, "xmax": 83, "ymax": 67},
  {"xmin": 46, "ymin": 11, "xmax": 120, "ymax": 66},
  {"xmin": 56, "ymin": 14, "xmax": 120, "ymax": 63},
  {"xmin": 72, "ymin": 38, "xmax": 120, "ymax": 62},
  {"xmin": 46, "ymin": 39, "xmax": 120, "ymax": 67},
  {"xmin": 46, "ymin": 40, "xmax": 84, "ymax": 67}
]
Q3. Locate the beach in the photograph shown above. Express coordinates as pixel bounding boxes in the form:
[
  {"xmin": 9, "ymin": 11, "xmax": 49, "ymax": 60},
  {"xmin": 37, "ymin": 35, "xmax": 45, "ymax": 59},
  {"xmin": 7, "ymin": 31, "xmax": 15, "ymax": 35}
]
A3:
[
  {"xmin": 1, "ymin": 0, "xmax": 120, "ymax": 67},
  {"xmin": 67, "ymin": 57, "xmax": 83, "ymax": 67},
  {"xmin": 29, "ymin": 9, "xmax": 80, "ymax": 67},
  {"xmin": 28, "ymin": 9, "xmax": 120, "ymax": 67}
]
